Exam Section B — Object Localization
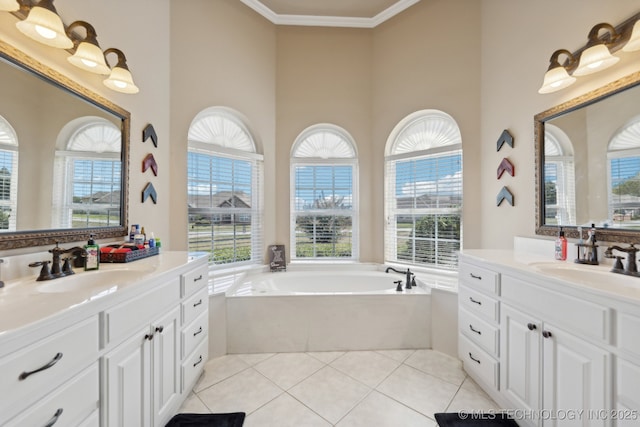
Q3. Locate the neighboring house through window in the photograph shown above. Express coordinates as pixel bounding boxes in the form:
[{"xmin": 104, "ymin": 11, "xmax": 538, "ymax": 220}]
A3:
[
  {"xmin": 187, "ymin": 107, "xmax": 263, "ymax": 266},
  {"xmin": 0, "ymin": 116, "xmax": 18, "ymax": 231},
  {"xmin": 384, "ymin": 110, "xmax": 462, "ymax": 270},
  {"xmin": 291, "ymin": 124, "xmax": 358, "ymax": 260},
  {"xmin": 52, "ymin": 117, "xmax": 121, "ymax": 229},
  {"xmin": 608, "ymin": 116, "xmax": 640, "ymax": 228}
]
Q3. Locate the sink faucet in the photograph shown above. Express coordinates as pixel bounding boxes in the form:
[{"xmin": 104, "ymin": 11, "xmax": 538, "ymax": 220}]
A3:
[
  {"xmin": 29, "ymin": 244, "xmax": 88, "ymax": 281},
  {"xmin": 385, "ymin": 266, "xmax": 414, "ymax": 289},
  {"xmin": 49, "ymin": 243, "xmax": 66, "ymax": 278},
  {"xmin": 604, "ymin": 244, "xmax": 640, "ymax": 276}
]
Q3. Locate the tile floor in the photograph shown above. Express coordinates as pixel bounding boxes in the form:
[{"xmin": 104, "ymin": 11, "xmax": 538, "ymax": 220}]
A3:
[{"xmin": 178, "ymin": 349, "xmax": 501, "ymax": 426}]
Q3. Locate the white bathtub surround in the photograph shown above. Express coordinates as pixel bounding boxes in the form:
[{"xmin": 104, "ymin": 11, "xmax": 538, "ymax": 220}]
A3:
[
  {"xmin": 179, "ymin": 348, "xmax": 500, "ymax": 426},
  {"xmin": 225, "ymin": 266, "xmax": 435, "ymax": 353}
]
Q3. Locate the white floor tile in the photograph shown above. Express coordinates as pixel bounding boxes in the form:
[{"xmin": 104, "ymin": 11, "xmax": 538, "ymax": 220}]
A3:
[
  {"xmin": 236, "ymin": 353, "xmax": 276, "ymax": 366},
  {"xmin": 288, "ymin": 366, "xmax": 371, "ymax": 424},
  {"xmin": 177, "ymin": 392, "xmax": 210, "ymax": 414},
  {"xmin": 377, "ymin": 364, "xmax": 459, "ymax": 418},
  {"xmin": 404, "ymin": 349, "xmax": 466, "ymax": 386},
  {"xmin": 330, "ymin": 351, "xmax": 401, "ymax": 388},
  {"xmin": 375, "ymin": 349, "xmax": 416, "ymax": 363},
  {"xmin": 307, "ymin": 351, "xmax": 346, "ymax": 364},
  {"xmin": 446, "ymin": 385, "xmax": 501, "ymax": 413},
  {"xmin": 254, "ymin": 352, "xmax": 325, "ymax": 390},
  {"xmin": 244, "ymin": 393, "xmax": 332, "ymax": 427},
  {"xmin": 197, "ymin": 368, "xmax": 282, "ymax": 415},
  {"xmin": 194, "ymin": 355, "xmax": 250, "ymax": 392},
  {"xmin": 336, "ymin": 391, "xmax": 436, "ymax": 427}
]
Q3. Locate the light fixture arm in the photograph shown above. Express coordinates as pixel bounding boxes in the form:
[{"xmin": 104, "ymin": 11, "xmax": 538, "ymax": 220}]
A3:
[
  {"xmin": 67, "ymin": 20, "xmax": 100, "ymax": 47},
  {"xmin": 585, "ymin": 22, "xmax": 621, "ymax": 48},
  {"xmin": 104, "ymin": 47, "xmax": 130, "ymax": 71},
  {"xmin": 547, "ymin": 49, "xmax": 575, "ymax": 71}
]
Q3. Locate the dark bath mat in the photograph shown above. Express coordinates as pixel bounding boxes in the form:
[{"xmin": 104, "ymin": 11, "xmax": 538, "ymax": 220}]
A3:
[
  {"xmin": 435, "ymin": 412, "xmax": 519, "ymax": 427},
  {"xmin": 165, "ymin": 412, "xmax": 245, "ymax": 427}
]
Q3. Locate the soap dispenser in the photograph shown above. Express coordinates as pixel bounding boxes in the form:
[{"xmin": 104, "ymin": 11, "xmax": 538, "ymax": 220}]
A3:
[
  {"xmin": 555, "ymin": 227, "xmax": 567, "ymax": 260},
  {"xmin": 84, "ymin": 234, "xmax": 100, "ymax": 271}
]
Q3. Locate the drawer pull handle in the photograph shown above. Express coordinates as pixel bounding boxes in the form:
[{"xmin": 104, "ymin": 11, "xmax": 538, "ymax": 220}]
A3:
[
  {"xmin": 193, "ymin": 355, "xmax": 203, "ymax": 367},
  {"xmin": 19, "ymin": 352, "xmax": 63, "ymax": 380},
  {"xmin": 542, "ymin": 330, "xmax": 553, "ymax": 338},
  {"xmin": 468, "ymin": 352, "xmax": 481, "ymax": 364},
  {"xmin": 469, "ymin": 273, "xmax": 482, "ymax": 280},
  {"xmin": 44, "ymin": 408, "xmax": 63, "ymax": 427},
  {"xmin": 193, "ymin": 299, "xmax": 203, "ymax": 307},
  {"xmin": 469, "ymin": 297, "xmax": 482, "ymax": 305},
  {"xmin": 194, "ymin": 275, "xmax": 203, "ymax": 282},
  {"xmin": 469, "ymin": 325, "xmax": 482, "ymax": 335},
  {"xmin": 193, "ymin": 326, "xmax": 203, "ymax": 337},
  {"xmin": 527, "ymin": 323, "xmax": 537, "ymax": 331},
  {"xmin": 155, "ymin": 326, "xmax": 164, "ymax": 334}
]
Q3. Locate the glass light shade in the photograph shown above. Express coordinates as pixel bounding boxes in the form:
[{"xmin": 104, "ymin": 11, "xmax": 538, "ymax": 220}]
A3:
[
  {"xmin": 573, "ymin": 44, "xmax": 619, "ymax": 76},
  {"xmin": 68, "ymin": 42, "xmax": 110, "ymax": 74},
  {"xmin": 622, "ymin": 21, "xmax": 640, "ymax": 52},
  {"xmin": 538, "ymin": 66, "xmax": 576, "ymax": 94},
  {"xmin": 16, "ymin": 5, "xmax": 73, "ymax": 49},
  {"xmin": 0, "ymin": 0, "xmax": 19, "ymax": 12},
  {"xmin": 104, "ymin": 66, "xmax": 139, "ymax": 94}
]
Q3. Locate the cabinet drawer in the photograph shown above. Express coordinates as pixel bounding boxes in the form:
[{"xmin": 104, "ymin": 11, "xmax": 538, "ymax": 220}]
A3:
[
  {"xmin": 501, "ymin": 275, "xmax": 610, "ymax": 342},
  {"xmin": 182, "ymin": 311, "xmax": 209, "ymax": 358},
  {"xmin": 183, "ymin": 287, "xmax": 208, "ymax": 327},
  {"xmin": 104, "ymin": 278, "xmax": 179, "ymax": 346},
  {"xmin": 459, "ymin": 262, "xmax": 500, "ymax": 295},
  {"xmin": 459, "ymin": 285, "xmax": 499, "ymax": 322},
  {"xmin": 182, "ymin": 265, "xmax": 208, "ymax": 298},
  {"xmin": 0, "ymin": 316, "xmax": 99, "ymax": 423},
  {"xmin": 459, "ymin": 334, "xmax": 499, "ymax": 390},
  {"xmin": 182, "ymin": 338, "xmax": 208, "ymax": 393},
  {"xmin": 5, "ymin": 363, "xmax": 99, "ymax": 427},
  {"xmin": 617, "ymin": 311, "xmax": 640, "ymax": 358},
  {"xmin": 459, "ymin": 307, "xmax": 499, "ymax": 357},
  {"xmin": 616, "ymin": 357, "xmax": 640, "ymax": 416},
  {"xmin": 78, "ymin": 409, "xmax": 100, "ymax": 427}
]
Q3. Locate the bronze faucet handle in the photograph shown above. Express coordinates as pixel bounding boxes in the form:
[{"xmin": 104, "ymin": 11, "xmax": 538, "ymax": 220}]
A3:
[{"xmin": 28, "ymin": 261, "xmax": 55, "ymax": 281}]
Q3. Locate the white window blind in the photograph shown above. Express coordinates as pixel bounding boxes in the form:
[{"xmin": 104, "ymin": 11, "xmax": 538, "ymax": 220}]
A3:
[
  {"xmin": 384, "ymin": 110, "xmax": 462, "ymax": 270},
  {"xmin": 187, "ymin": 108, "xmax": 263, "ymax": 268},
  {"xmin": 543, "ymin": 127, "xmax": 576, "ymax": 226},
  {"xmin": 291, "ymin": 126, "xmax": 358, "ymax": 260},
  {"xmin": 0, "ymin": 117, "xmax": 19, "ymax": 231}
]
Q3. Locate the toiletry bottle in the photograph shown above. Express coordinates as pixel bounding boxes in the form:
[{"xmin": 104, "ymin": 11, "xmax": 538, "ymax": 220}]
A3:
[
  {"xmin": 84, "ymin": 234, "xmax": 100, "ymax": 271},
  {"xmin": 555, "ymin": 227, "xmax": 567, "ymax": 260}
]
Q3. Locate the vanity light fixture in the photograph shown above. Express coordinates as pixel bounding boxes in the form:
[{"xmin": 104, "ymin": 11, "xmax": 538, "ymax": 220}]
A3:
[
  {"xmin": 103, "ymin": 48, "xmax": 139, "ymax": 94},
  {"xmin": 538, "ymin": 49, "xmax": 577, "ymax": 94},
  {"xmin": 15, "ymin": 0, "xmax": 73, "ymax": 49},
  {"xmin": 622, "ymin": 20, "xmax": 640, "ymax": 52},
  {"xmin": 0, "ymin": 0, "xmax": 19, "ymax": 12},
  {"xmin": 66, "ymin": 21, "xmax": 110, "ymax": 75},
  {"xmin": 573, "ymin": 23, "xmax": 620, "ymax": 76}
]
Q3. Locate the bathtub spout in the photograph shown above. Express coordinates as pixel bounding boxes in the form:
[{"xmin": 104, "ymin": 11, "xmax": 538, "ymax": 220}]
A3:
[{"xmin": 385, "ymin": 266, "xmax": 413, "ymax": 289}]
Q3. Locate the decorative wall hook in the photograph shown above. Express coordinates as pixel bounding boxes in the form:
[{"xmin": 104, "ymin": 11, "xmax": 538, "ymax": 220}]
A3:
[
  {"xmin": 142, "ymin": 123, "xmax": 157, "ymax": 147},
  {"xmin": 142, "ymin": 153, "xmax": 158, "ymax": 176},
  {"xmin": 497, "ymin": 186, "xmax": 514, "ymax": 206},
  {"xmin": 142, "ymin": 182, "xmax": 157, "ymax": 204},
  {"xmin": 496, "ymin": 129, "xmax": 514, "ymax": 151},
  {"xmin": 497, "ymin": 158, "xmax": 515, "ymax": 179}
]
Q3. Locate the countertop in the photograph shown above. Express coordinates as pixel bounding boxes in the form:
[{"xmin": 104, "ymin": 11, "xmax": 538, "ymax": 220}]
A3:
[
  {"xmin": 0, "ymin": 251, "xmax": 208, "ymax": 341},
  {"xmin": 460, "ymin": 249, "xmax": 640, "ymax": 304}
]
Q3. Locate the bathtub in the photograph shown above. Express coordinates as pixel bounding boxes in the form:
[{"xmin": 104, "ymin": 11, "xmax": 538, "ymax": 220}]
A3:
[{"xmin": 225, "ymin": 265, "xmax": 444, "ymax": 353}]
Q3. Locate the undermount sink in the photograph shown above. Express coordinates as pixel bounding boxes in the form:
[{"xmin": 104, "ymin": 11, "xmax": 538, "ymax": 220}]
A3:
[
  {"xmin": 36, "ymin": 265, "xmax": 156, "ymax": 294},
  {"xmin": 529, "ymin": 262, "xmax": 640, "ymax": 287}
]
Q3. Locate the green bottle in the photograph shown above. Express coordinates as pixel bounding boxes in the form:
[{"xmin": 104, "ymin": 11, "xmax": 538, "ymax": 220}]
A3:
[{"xmin": 84, "ymin": 234, "xmax": 100, "ymax": 271}]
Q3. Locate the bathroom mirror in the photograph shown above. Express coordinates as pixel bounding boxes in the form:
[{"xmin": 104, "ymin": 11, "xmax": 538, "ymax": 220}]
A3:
[
  {"xmin": 0, "ymin": 39, "xmax": 129, "ymax": 250},
  {"xmin": 535, "ymin": 70, "xmax": 640, "ymax": 243}
]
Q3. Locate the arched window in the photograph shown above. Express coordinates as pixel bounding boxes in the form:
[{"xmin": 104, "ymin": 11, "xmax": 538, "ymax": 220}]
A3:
[
  {"xmin": 52, "ymin": 117, "xmax": 121, "ymax": 228},
  {"xmin": 544, "ymin": 124, "xmax": 576, "ymax": 226},
  {"xmin": 608, "ymin": 116, "xmax": 640, "ymax": 226},
  {"xmin": 290, "ymin": 124, "xmax": 358, "ymax": 260},
  {"xmin": 0, "ymin": 116, "xmax": 18, "ymax": 231},
  {"xmin": 187, "ymin": 107, "xmax": 263, "ymax": 266},
  {"xmin": 384, "ymin": 110, "xmax": 462, "ymax": 270}
]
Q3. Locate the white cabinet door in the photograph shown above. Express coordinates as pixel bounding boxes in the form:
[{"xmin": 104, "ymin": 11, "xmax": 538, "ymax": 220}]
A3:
[
  {"xmin": 542, "ymin": 323, "xmax": 610, "ymax": 427},
  {"xmin": 501, "ymin": 304, "xmax": 541, "ymax": 414},
  {"xmin": 104, "ymin": 326, "xmax": 152, "ymax": 427},
  {"xmin": 153, "ymin": 306, "xmax": 180, "ymax": 427}
]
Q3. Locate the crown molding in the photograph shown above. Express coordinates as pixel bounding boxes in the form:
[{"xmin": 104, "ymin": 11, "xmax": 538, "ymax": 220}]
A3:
[{"xmin": 239, "ymin": 0, "xmax": 421, "ymax": 28}]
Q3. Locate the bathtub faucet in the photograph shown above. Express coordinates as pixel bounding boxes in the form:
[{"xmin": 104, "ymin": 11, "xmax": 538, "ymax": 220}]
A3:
[{"xmin": 385, "ymin": 266, "xmax": 414, "ymax": 289}]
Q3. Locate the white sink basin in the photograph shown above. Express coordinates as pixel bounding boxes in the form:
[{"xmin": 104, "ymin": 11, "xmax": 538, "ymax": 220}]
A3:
[
  {"xmin": 36, "ymin": 265, "xmax": 156, "ymax": 294},
  {"xmin": 529, "ymin": 262, "xmax": 640, "ymax": 287}
]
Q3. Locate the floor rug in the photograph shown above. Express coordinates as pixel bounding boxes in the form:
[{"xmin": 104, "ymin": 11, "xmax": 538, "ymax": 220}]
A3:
[
  {"xmin": 165, "ymin": 412, "xmax": 245, "ymax": 427},
  {"xmin": 435, "ymin": 412, "xmax": 519, "ymax": 427}
]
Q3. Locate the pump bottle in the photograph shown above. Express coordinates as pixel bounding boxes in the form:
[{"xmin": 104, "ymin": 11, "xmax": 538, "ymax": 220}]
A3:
[{"xmin": 555, "ymin": 227, "xmax": 567, "ymax": 261}]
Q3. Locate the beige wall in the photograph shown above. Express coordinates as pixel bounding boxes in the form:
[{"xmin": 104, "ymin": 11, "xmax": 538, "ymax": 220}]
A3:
[{"xmin": 2, "ymin": 0, "xmax": 640, "ymax": 259}]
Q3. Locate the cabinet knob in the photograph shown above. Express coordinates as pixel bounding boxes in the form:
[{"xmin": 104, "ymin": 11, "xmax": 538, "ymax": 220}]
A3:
[
  {"xmin": 145, "ymin": 333, "xmax": 154, "ymax": 340},
  {"xmin": 155, "ymin": 326, "xmax": 164, "ymax": 334},
  {"xmin": 527, "ymin": 323, "xmax": 537, "ymax": 331},
  {"xmin": 542, "ymin": 330, "xmax": 553, "ymax": 338}
]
